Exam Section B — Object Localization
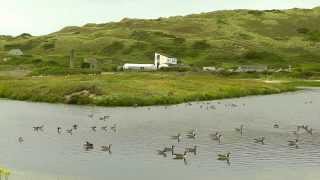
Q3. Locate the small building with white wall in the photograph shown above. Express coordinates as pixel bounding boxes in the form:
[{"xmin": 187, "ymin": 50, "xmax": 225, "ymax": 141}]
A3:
[
  {"xmin": 154, "ymin": 53, "xmax": 177, "ymax": 69},
  {"xmin": 8, "ymin": 49, "xmax": 24, "ymax": 56},
  {"xmin": 203, "ymin": 66, "xmax": 217, "ymax": 72},
  {"xmin": 123, "ymin": 53, "xmax": 178, "ymax": 71}
]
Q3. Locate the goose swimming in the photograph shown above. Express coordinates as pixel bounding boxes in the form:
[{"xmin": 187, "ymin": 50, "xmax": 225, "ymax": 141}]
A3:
[
  {"xmin": 185, "ymin": 146, "xmax": 197, "ymax": 155},
  {"xmin": 18, "ymin": 137, "xmax": 24, "ymax": 143},
  {"xmin": 66, "ymin": 129, "xmax": 73, "ymax": 135},
  {"xmin": 57, "ymin": 127, "xmax": 62, "ymax": 134},
  {"xmin": 288, "ymin": 139, "xmax": 299, "ymax": 148},
  {"xmin": 101, "ymin": 126, "xmax": 108, "ymax": 131},
  {"xmin": 173, "ymin": 151, "xmax": 187, "ymax": 160},
  {"xmin": 211, "ymin": 132, "xmax": 222, "ymax": 144},
  {"xmin": 163, "ymin": 145, "xmax": 175, "ymax": 154},
  {"xmin": 171, "ymin": 133, "xmax": 182, "ymax": 143},
  {"xmin": 101, "ymin": 144, "xmax": 112, "ymax": 153},
  {"xmin": 254, "ymin": 136, "xmax": 265, "ymax": 144},
  {"xmin": 73, "ymin": 124, "xmax": 78, "ymax": 130},
  {"xmin": 84, "ymin": 141, "xmax": 94, "ymax": 150},
  {"xmin": 111, "ymin": 124, "xmax": 117, "ymax": 132},
  {"xmin": 218, "ymin": 152, "xmax": 231, "ymax": 161},
  {"xmin": 91, "ymin": 126, "xmax": 97, "ymax": 131},
  {"xmin": 235, "ymin": 125, "xmax": 244, "ymax": 135},
  {"xmin": 157, "ymin": 149, "xmax": 167, "ymax": 157}
]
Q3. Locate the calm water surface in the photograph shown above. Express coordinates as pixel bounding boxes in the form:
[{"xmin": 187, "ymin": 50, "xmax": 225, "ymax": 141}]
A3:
[{"xmin": 0, "ymin": 89, "xmax": 320, "ymax": 180}]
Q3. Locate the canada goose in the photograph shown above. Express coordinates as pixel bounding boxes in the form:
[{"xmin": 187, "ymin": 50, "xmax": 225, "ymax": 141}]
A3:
[
  {"xmin": 73, "ymin": 124, "xmax": 78, "ymax": 130},
  {"xmin": 84, "ymin": 141, "xmax": 94, "ymax": 150},
  {"xmin": 218, "ymin": 152, "xmax": 231, "ymax": 161},
  {"xmin": 91, "ymin": 126, "xmax": 97, "ymax": 131},
  {"xmin": 101, "ymin": 126, "xmax": 108, "ymax": 131},
  {"xmin": 173, "ymin": 151, "xmax": 187, "ymax": 160},
  {"xmin": 157, "ymin": 149, "xmax": 167, "ymax": 157},
  {"xmin": 100, "ymin": 115, "xmax": 111, "ymax": 121},
  {"xmin": 235, "ymin": 125, "xmax": 244, "ymax": 135},
  {"xmin": 211, "ymin": 132, "xmax": 222, "ymax": 144},
  {"xmin": 254, "ymin": 136, "xmax": 265, "ymax": 144},
  {"xmin": 187, "ymin": 133, "xmax": 197, "ymax": 139},
  {"xmin": 33, "ymin": 125, "xmax": 44, "ymax": 132},
  {"xmin": 111, "ymin": 124, "xmax": 117, "ymax": 132},
  {"xmin": 171, "ymin": 133, "xmax": 182, "ymax": 143},
  {"xmin": 297, "ymin": 125, "xmax": 304, "ymax": 132},
  {"xmin": 101, "ymin": 144, "xmax": 112, "ymax": 153},
  {"xmin": 163, "ymin": 145, "xmax": 175, "ymax": 154},
  {"xmin": 187, "ymin": 129, "xmax": 197, "ymax": 136},
  {"xmin": 288, "ymin": 139, "xmax": 299, "ymax": 148},
  {"xmin": 57, "ymin": 127, "xmax": 62, "ymax": 134},
  {"xmin": 306, "ymin": 128, "xmax": 313, "ymax": 135},
  {"xmin": 66, "ymin": 129, "xmax": 73, "ymax": 135},
  {"xmin": 302, "ymin": 125, "xmax": 309, "ymax": 131},
  {"xmin": 185, "ymin": 146, "xmax": 197, "ymax": 155},
  {"xmin": 273, "ymin": 124, "xmax": 279, "ymax": 128},
  {"xmin": 18, "ymin": 137, "xmax": 24, "ymax": 143},
  {"xmin": 84, "ymin": 141, "xmax": 93, "ymax": 147}
]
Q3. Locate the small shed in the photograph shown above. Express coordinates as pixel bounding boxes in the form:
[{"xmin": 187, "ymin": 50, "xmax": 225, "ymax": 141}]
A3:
[
  {"xmin": 203, "ymin": 66, "xmax": 217, "ymax": 72},
  {"xmin": 8, "ymin": 49, "xmax": 24, "ymax": 56},
  {"xmin": 236, "ymin": 65, "xmax": 268, "ymax": 73}
]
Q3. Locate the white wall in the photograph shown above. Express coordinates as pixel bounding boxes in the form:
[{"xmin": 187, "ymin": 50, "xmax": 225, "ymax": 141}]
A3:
[{"xmin": 154, "ymin": 53, "xmax": 177, "ymax": 69}]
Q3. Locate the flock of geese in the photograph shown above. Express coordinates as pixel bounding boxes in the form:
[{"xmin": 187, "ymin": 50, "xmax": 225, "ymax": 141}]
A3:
[
  {"xmin": 17, "ymin": 99, "xmax": 316, "ymax": 166},
  {"xmin": 18, "ymin": 114, "xmax": 117, "ymax": 154},
  {"xmin": 155, "ymin": 99, "xmax": 316, "ymax": 165},
  {"xmin": 157, "ymin": 121, "xmax": 315, "ymax": 165}
]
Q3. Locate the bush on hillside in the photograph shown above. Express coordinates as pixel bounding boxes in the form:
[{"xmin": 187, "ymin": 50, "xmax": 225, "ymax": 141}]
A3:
[
  {"xmin": 296, "ymin": 28, "xmax": 310, "ymax": 34},
  {"xmin": 192, "ymin": 40, "xmax": 211, "ymax": 50},
  {"xmin": 102, "ymin": 41, "xmax": 125, "ymax": 54},
  {"xmin": 307, "ymin": 30, "xmax": 320, "ymax": 42}
]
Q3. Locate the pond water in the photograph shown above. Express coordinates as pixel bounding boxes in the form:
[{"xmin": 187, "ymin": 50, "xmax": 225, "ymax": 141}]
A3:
[{"xmin": 0, "ymin": 89, "xmax": 320, "ymax": 180}]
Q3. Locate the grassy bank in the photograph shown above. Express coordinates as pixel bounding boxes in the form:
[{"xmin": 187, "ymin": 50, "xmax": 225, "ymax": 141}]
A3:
[{"xmin": 0, "ymin": 72, "xmax": 296, "ymax": 106}]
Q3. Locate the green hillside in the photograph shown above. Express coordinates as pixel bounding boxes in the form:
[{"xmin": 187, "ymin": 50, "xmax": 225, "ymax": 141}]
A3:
[{"xmin": 1, "ymin": 7, "xmax": 320, "ymax": 74}]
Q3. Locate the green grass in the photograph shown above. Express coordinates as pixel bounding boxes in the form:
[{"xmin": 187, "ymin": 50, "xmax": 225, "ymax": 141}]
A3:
[
  {"xmin": 0, "ymin": 72, "xmax": 296, "ymax": 106},
  {"xmin": 1, "ymin": 7, "xmax": 320, "ymax": 74}
]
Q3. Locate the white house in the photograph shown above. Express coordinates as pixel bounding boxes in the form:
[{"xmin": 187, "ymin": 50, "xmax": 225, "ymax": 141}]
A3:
[
  {"xmin": 154, "ymin": 53, "xmax": 177, "ymax": 69},
  {"xmin": 8, "ymin": 49, "xmax": 24, "ymax": 56},
  {"xmin": 123, "ymin": 63, "xmax": 156, "ymax": 71},
  {"xmin": 123, "ymin": 53, "xmax": 178, "ymax": 70}
]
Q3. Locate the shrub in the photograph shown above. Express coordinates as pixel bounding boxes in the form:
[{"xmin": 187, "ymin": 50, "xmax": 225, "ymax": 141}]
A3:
[
  {"xmin": 297, "ymin": 28, "xmax": 310, "ymax": 34},
  {"xmin": 248, "ymin": 10, "xmax": 264, "ymax": 16},
  {"xmin": 192, "ymin": 40, "xmax": 211, "ymax": 50},
  {"xmin": 307, "ymin": 30, "xmax": 320, "ymax": 42},
  {"xmin": 42, "ymin": 42, "xmax": 55, "ymax": 50},
  {"xmin": 102, "ymin": 41, "xmax": 125, "ymax": 54}
]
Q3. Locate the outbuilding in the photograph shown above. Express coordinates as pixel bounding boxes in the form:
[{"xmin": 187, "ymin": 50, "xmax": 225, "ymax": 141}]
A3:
[{"xmin": 8, "ymin": 49, "xmax": 24, "ymax": 56}]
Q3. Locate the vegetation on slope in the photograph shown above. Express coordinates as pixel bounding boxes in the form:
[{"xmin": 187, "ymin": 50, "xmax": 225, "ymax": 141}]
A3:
[{"xmin": 0, "ymin": 7, "xmax": 320, "ymax": 75}]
